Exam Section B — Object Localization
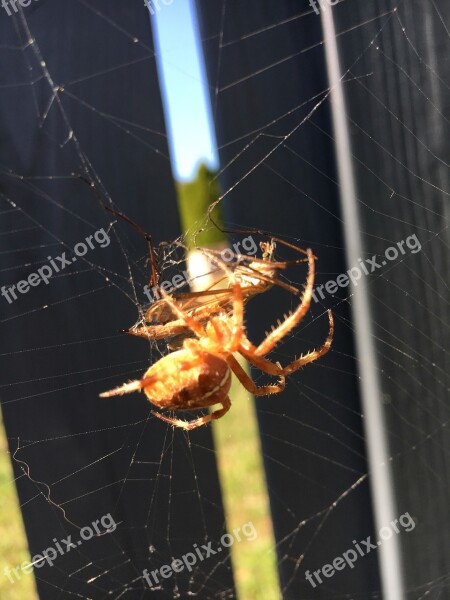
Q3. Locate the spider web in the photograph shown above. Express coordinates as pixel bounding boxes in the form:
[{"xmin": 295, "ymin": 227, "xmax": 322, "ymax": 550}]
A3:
[{"xmin": 0, "ymin": 1, "xmax": 449, "ymax": 599}]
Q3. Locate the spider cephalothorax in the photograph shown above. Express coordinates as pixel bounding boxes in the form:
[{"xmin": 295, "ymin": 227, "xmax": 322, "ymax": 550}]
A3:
[{"xmin": 100, "ymin": 249, "xmax": 333, "ymax": 430}]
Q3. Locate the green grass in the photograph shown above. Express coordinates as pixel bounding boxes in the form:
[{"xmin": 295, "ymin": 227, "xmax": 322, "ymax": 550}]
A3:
[
  {"xmin": 176, "ymin": 163, "xmax": 226, "ymax": 248},
  {"xmin": 176, "ymin": 165, "xmax": 280, "ymax": 598},
  {"xmin": 212, "ymin": 365, "xmax": 281, "ymax": 600},
  {"xmin": 0, "ymin": 413, "xmax": 38, "ymax": 600}
]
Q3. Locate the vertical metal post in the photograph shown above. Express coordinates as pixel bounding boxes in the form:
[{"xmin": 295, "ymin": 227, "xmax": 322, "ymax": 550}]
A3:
[{"xmin": 321, "ymin": 7, "xmax": 405, "ymax": 600}]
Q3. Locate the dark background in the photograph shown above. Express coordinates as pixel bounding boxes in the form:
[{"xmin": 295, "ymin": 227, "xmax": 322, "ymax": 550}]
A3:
[
  {"xmin": 196, "ymin": 0, "xmax": 449, "ymax": 597},
  {"xmin": 1, "ymin": 0, "xmax": 449, "ymax": 598}
]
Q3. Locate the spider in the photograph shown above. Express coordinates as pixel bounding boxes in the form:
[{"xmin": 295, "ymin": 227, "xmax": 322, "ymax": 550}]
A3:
[{"xmin": 100, "ymin": 249, "xmax": 334, "ymax": 430}]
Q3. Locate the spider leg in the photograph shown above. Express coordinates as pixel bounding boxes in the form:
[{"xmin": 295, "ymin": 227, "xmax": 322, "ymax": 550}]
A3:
[
  {"xmin": 238, "ymin": 339, "xmax": 284, "ymax": 376},
  {"xmin": 73, "ymin": 173, "xmax": 160, "ymax": 288},
  {"xmin": 126, "ymin": 320, "xmax": 189, "ymax": 340},
  {"xmin": 226, "ymin": 355, "xmax": 285, "ymax": 395},
  {"xmin": 99, "ymin": 353, "xmax": 205, "ymax": 398},
  {"xmin": 151, "ymin": 396, "xmax": 231, "ymax": 430},
  {"xmin": 100, "ymin": 366, "xmax": 195, "ymax": 397},
  {"xmin": 253, "ymin": 248, "xmax": 316, "ymax": 357},
  {"xmin": 239, "ymin": 310, "xmax": 333, "ymax": 376},
  {"xmin": 157, "ymin": 290, "xmax": 207, "ymax": 338},
  {"xmin": 99, "ymin": 379, "xmax": 144, "ymax": 397},
  {"xmin": 278, "ymin": 309, "xmax": 334, "ymax": 374}
]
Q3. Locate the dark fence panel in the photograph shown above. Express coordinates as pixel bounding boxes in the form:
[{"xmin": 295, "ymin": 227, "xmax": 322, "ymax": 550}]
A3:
[
  {"xmin": 196, "ymin": 2, "xmax": 379, "ymax": 597},
  {"xmin": 0, "ymin": 2, "xmax": 234, "ymax": 598}
]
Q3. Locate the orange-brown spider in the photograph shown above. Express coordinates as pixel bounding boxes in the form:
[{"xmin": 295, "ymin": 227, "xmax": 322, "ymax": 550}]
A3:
[{"xmin": 100, "ymin": 249, "xmax": 334, "ymax": 430}]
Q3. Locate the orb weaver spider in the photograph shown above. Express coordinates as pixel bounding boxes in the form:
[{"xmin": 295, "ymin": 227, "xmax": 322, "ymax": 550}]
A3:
[
  {"xmin": 73, "ymin": 173, "xmax": 333, "ymax": 429},
  {"xmin": 100, "ymin": 249, "xmax": 334, "ymax": 430}
]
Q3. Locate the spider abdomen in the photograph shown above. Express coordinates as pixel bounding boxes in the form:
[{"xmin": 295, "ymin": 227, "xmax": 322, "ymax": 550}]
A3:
[{"xmin": 141, "ymin": 349, "xmax": 232, "ymax": 411}]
